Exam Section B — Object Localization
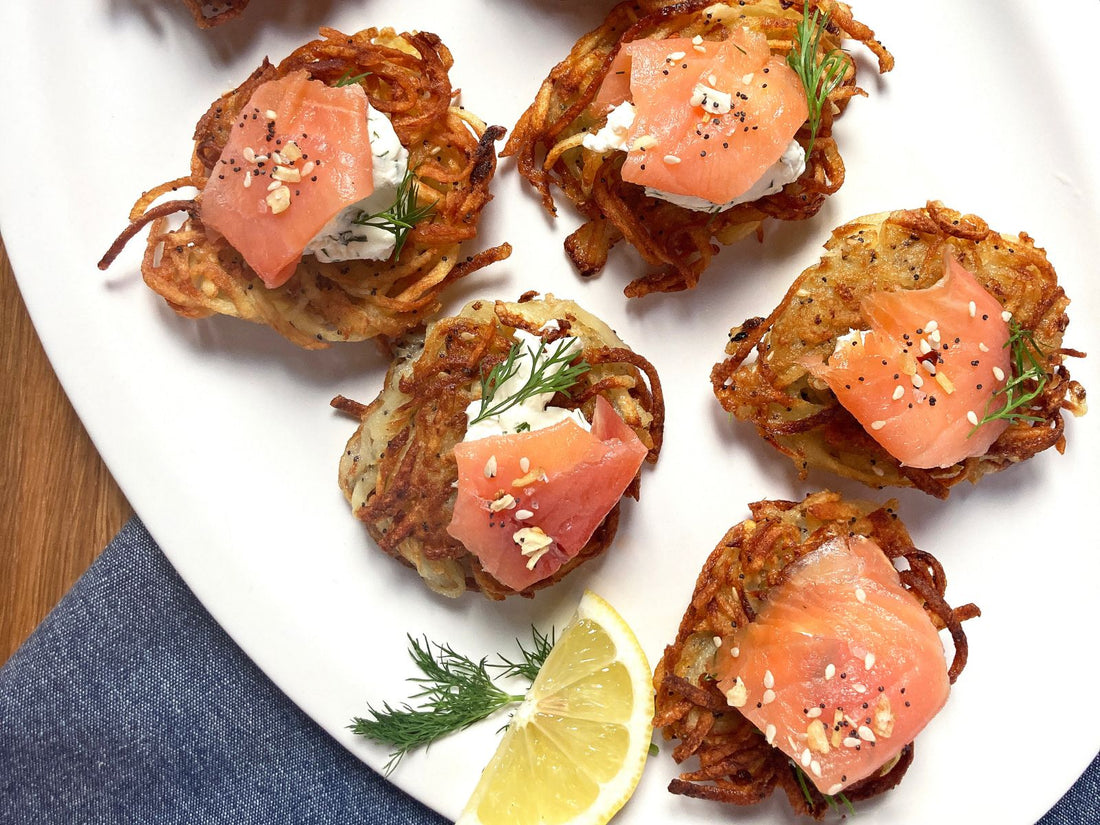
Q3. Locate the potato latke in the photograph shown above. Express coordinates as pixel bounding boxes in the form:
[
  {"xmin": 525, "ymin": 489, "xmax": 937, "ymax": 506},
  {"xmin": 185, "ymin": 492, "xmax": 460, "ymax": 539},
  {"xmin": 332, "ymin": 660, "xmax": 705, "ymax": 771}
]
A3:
[
  {"xmin": 712, "ymin": 202, "xmax": 1087, "ymax": 498},
  {"xmin": 653, "ymin": 490, "xmax": 977, "ymax": 818},
  {"xmin": 505, "ymin": 0, "xmax": 892, "ymax": 297},
  {"xmin": 100, "ymin": 28, "xmax": 509, "ymax": 349},
  {"xmin": 333, "ymin": 294, "xmax": 664, "ymax": 599}
]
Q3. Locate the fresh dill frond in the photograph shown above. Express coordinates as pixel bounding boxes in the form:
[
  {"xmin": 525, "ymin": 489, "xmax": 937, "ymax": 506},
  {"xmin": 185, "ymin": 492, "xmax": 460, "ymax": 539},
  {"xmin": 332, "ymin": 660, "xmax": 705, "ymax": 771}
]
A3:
[
  {"xmin": 976, "ymin": 319, "xmax": 1050, "ymax": 428},
  {"xmin": 333, "ymin": 70, "xmax": 371, "ymax": 87},
  {"xmin": 350, "ymin": 628, "xmax": 559, "ymax": 773},
  {"xmin": 352, "ymin": 168, "xmax": 435, "ymax": 258},
  {"xmin": 470, "ymin": 338, "xmax": 591, "ymax": 426},
  {"xmin": 792, "ymin": 762, "xmax": 855, "ymax": 816},
  {"xmin": 349, "ymin": 636, "xmax": 524, "ymax": 773},
  {"xmin": 494, "ymin": 626, "xmax": 556, "ymax": 681},
  {"xmin": 786, "ymin": 2, "xmax": 851, "ymax": 158}
]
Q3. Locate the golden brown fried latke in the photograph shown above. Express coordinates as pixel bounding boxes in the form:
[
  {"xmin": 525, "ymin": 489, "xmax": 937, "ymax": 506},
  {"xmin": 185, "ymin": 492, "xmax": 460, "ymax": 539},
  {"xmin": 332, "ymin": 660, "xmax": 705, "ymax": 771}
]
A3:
[
  {"xmin": 653, "ymin": 490, "xmax": 978, "ymax": 819},
  {"xmin": 333, "ymin": 294, "xmax": 664, "ymax": 600},
  {"xmin": 181, "ymin": 0, "xmax": 249, "ymax": 28},
  {"xmin": 712, "ymin": 202, "xmax": 1088, "ymax": 498},
  {"xmin": 100, "ymin": 28, "xmax": 509, "ymax": 349},
  {"xmin": 505, "ymin": 0, "xmax": 892, "ymax": 297}
]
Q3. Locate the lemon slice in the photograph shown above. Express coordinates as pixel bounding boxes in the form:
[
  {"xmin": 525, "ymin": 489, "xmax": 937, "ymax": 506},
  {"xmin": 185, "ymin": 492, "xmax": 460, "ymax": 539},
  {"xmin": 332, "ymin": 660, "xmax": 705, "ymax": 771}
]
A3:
[{"xmin": 457, "ymin": 590, "xmax": 654, "ymax": 825}]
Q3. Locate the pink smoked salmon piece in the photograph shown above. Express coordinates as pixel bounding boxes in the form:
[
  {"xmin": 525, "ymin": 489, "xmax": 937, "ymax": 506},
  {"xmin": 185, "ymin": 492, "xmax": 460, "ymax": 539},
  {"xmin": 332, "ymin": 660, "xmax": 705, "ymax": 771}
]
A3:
[
  {"xmin": 813, "ymin": 255, "xmax": 1013, "ymax": 468},
  {"xmin": 448, "ymin": 396, "xmax": 648, "ymax": 592},
  {"xmin": 594, "ymin": 31, "xmax": 807, "ymax": 205},
  {"xmin": 716, "ymin": 534, "xmax": 950, "ymax": 795},
  {"xmin": 200, "ymin": 70, "xmax": 375, "ymax": 288}
]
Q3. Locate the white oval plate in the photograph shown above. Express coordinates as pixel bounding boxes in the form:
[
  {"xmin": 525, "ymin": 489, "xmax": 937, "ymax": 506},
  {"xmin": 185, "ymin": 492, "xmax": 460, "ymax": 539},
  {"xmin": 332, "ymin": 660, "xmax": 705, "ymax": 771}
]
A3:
[{"xmin": 2, "ymin": 1, "xmax": 1097, "ymax": 822}]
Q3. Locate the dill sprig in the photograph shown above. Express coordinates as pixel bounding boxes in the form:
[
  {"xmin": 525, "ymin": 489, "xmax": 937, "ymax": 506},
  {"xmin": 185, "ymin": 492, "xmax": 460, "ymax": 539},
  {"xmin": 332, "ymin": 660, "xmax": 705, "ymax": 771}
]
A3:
[
  {"xmin": 792, "ymin": 762, "xmax": 855, "ymax": 817},
  {"xmin": 494, "ymin": 626, "xmax": 556, "ymax": 681},
  {"xmin": 350, "ymin": 628, "xmax": 556, "ymax": 773},
  {"xmin": 470, "ymin": 337, "xmax": 591, "ymax": 426},
  {"xmin": 333, "ymin": 70, "xmax": 371, "ymax": 87},
  {"xmin": 786, "ymin": 3, "xmax": 851, "ymax": 158},
  {"xmin": 976, "ymin": 319, "xmax": 1050, "ymax": 427},
  {"xmin": 352, "ymin": 168, "xmax": 435, "ymax": 258}
]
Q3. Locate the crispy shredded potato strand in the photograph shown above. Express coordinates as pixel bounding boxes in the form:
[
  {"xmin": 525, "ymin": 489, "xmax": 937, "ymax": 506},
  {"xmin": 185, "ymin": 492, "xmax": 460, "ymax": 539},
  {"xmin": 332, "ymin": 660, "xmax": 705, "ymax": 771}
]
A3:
[
  {"xmin": 334, "ymin": 294, "xmax": 665, "ymax": 600},
  {"xmin": 711, "ymin": 201, "xmax": 1087, "ymax": 498},
  {"xmin": 654, "ymin": 491, "xmax": 977, "ymax": 819},
  {"xmin": 504, "ymin": 0, "xmax": 893, "ymax": 297},
  {"xmin": 101, "ymin": 28, "xmax": 508, "ymax": 349}
]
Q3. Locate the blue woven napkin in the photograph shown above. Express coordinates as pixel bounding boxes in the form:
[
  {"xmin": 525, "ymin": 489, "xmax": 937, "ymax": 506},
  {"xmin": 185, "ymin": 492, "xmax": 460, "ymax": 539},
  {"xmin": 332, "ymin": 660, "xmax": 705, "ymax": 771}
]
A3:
[{"xmin": 1, "ymin": 518, "xmax": 1096, "ymax": 824}]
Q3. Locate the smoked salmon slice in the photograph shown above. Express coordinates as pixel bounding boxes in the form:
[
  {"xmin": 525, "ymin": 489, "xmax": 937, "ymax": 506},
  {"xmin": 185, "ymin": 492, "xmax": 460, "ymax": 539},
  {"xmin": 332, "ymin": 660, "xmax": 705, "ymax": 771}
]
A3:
[
  {"xmin": 594, "ymin": 31, "xmax": 807, "ymax": 205},
  {"xmin": 448, "ymin": 396, "xmax": 648, "ymax": 592},
  {"xmin": 715, "ymin": 534, "xmax": 950, "ymax": 795},
  {"xmin": 200, "ymin": 70, "xmax": 375, "ymax": 288},
  {"xmin": 813, "ymin": 255, "xmax": 1013, "ymax": 468}
]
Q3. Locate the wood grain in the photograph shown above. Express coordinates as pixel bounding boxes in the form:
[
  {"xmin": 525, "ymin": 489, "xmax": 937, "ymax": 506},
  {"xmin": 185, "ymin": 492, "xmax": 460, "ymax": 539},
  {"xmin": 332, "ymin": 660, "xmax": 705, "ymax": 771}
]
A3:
[{"xmin": 0, "ymin": 233, "xmax": 132, "ymax": 665}]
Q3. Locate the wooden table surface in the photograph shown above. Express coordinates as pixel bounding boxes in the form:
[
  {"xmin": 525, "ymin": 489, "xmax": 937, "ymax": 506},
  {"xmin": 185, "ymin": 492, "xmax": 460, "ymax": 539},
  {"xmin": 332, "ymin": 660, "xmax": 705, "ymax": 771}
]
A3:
[{"xmin": 0, "ymin": 233, "xmax": 133, "ymax": 665}]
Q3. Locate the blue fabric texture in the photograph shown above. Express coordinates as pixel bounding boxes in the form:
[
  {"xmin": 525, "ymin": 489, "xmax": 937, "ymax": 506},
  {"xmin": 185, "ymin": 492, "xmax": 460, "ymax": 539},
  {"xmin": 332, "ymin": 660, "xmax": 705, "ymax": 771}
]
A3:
[
  {"xmin": 0, "ymin": 518, "xmax": 447, "ymax": 825},
  {"xmin": 0, "ymin": 518, "xmax": 1096, "ymax": 824}
]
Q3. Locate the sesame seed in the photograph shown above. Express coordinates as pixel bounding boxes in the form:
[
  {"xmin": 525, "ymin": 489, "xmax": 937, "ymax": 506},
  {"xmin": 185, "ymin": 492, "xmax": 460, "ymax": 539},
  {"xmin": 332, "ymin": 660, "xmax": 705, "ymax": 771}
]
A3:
[
  {"xmin": 515, "ymin": 509, "xmax": 534, "ymax": 520},
  {"xmin": 853, "ymin": 683, "xmax": 867, "ymax": 694},
  {"xmin": 855, "ymin": 586, "xmax": 867, "ymax": 603},
  {"xmin": 763, "ymin": 670, "xmax": 775, "ymax": 689},
  {"xmin": 762, "ymin": 689, "xmax": 776, "ymax": 705},
  {"xmin": 930, "ymin": 329, "xmax": 942, "ymax": 343},
  {"xmin": 811, "ymin": 760, "xmax": 823, "ymax": 778},
  {"xmin": 993, "ymin": 366, "xmax": 1005, "ymax": 381},
  {"xmin": 925, "ymin": 320, "xmax": 939, "ymax": 333},
  {"xmin": 712, "ymin": 636, "xmax": 723, "ymax": 647},
  {"xmin": 828, "ymin": 783, "xmax": 844, "ymax": 795},
  {"xmin": 806, "ymin": 707, "xmax": 823, "ymax": 718},
  {"xmin": 870, "ymin": 420, "xmax": 886, "ymax": 431},
  {"xmin": 668, "ymin": 50, "xmax": 686, "ymax": 60},
  {"xmin": 267, "ymin": 179, "xmax": 283, "ymax": 192},
  {"xmin": 765, "ymin": 723, "xmax": 777, "ymax": 744},
  {"xmin": 692, "ymin": 35, "xmax": 704, "ymax": 45},
  {"xmin": 919, "ymin": 338, "xmax": 933, "ymax": 355},
  {"xmin": 892, "ymin": 385, "xmax": 905, "ymax": 401},
  {"xmin": 968, "ymin": 301, "xmax": 977, "ymax": 318},
  {"xmin": 264, "ymin": 109, "xmax": 277, "ymax": 120},
  {"xmin": 519, "ymin": 456, "xmax": 531, "ymax": 473},
  {"xmin": 979, "ymin": 342, "xmax": 990, "ymax": 352},
  {"xmin": 801, "ymin": 749, "xmax": 812, "ymax": 767},
  {"xmin": 663, "ymin": 154, "xmax": 682, "ymax": 165},
  {"xmin": 843, "ymin": 737, "xmax": 861, "ymax": 748},
  {"xmin": 966, "ymin": 410, "xmax": 979, "ymax": 426},
  {"xmin": 243, "ymin": 174, "xmax": 252, "ymax": 189},
  {"xmin": 242, "ymin": 146, "xmax": 256, "ymax": 162},
  {"xmin": 484, "ymin": 455, "xmax": 498, "ymax": 478},
  {"xmin": 730, "ymin": 646, "xmax": 740, "ymax": 658},
  {"xmin": 912, "ymin": 373, "xmax": 925, "ymax": 388},
  {"xmin": 872, "ymin": 465, "xmax": 885, "ymax": 477},
  {"xmin": 857, "ymin": 725, "xmax": 876, "ymax": 742},
  {"xmin": 1001, "ymin": 310, "xmax": 1013, "ymax": 322},
  {"xmin": 825, "ymin": 663, "xmax": 836, "ymax": 680},
  {"xmin": 865, "ymin": 653, "xmax": 875, "ymax": 670}
]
